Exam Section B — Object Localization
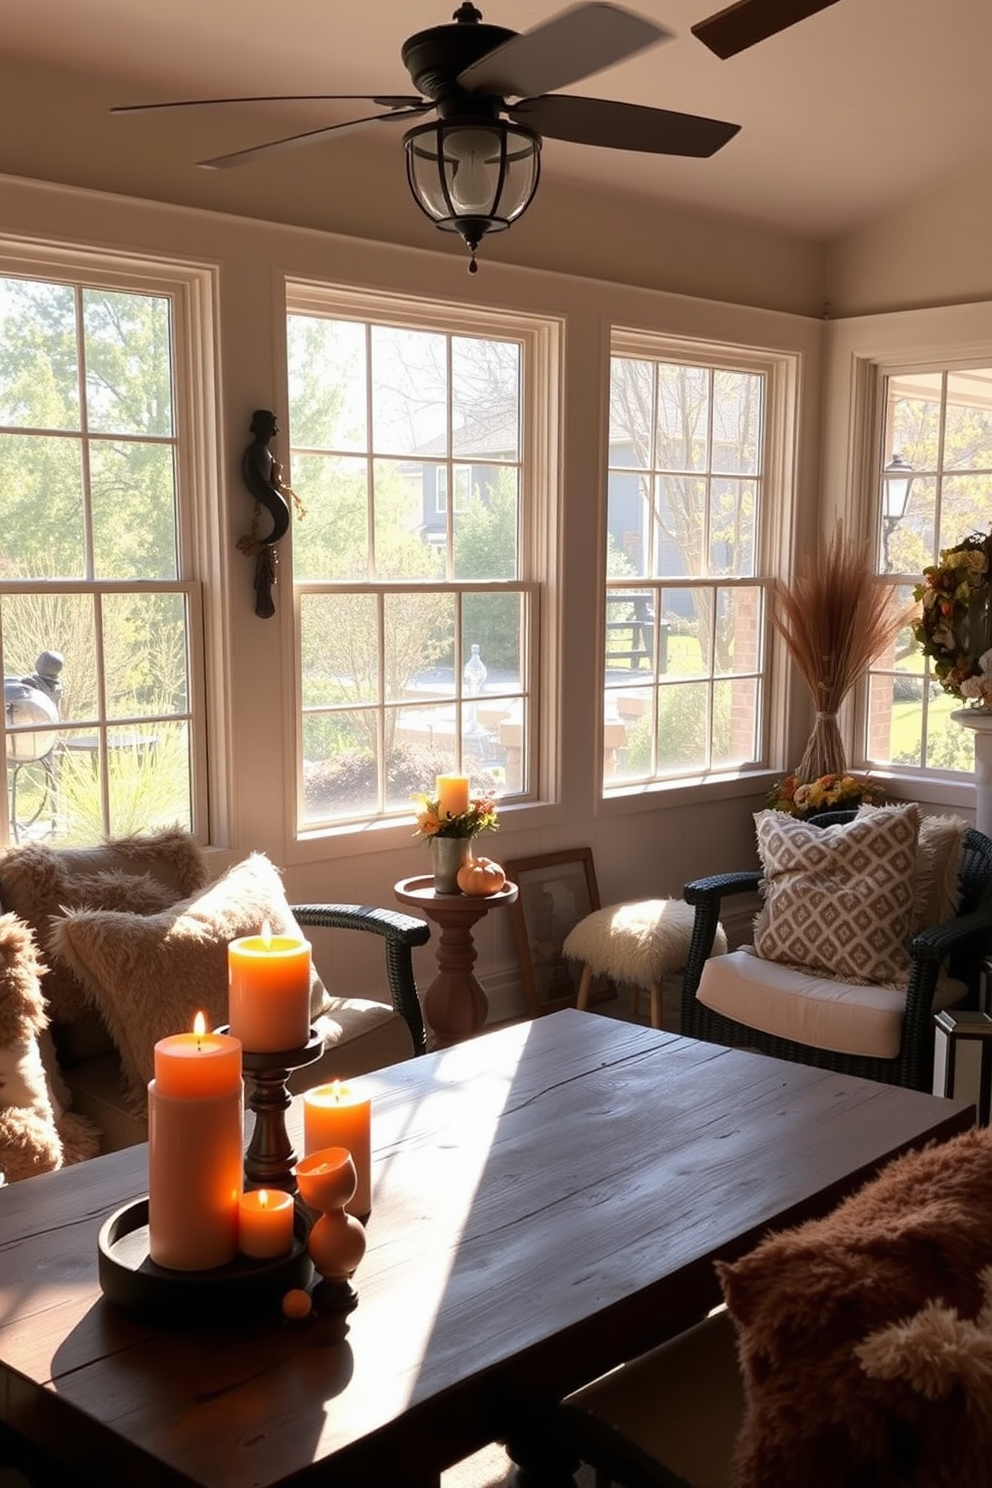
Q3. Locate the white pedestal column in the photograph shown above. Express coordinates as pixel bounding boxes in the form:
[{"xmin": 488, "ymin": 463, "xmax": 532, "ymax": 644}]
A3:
[{"xmin": 952, "ymin": 709, "xmax": 992, "ymax": 837}]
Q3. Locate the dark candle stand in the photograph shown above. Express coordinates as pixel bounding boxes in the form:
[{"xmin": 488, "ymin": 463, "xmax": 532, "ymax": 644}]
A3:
[{"xmin": 216, "ymin": 1026, "xmax": 323, "ymax": 1194}]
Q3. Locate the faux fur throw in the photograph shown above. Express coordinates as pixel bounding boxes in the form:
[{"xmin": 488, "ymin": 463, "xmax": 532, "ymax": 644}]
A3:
[
  {"xmin": 562, "ymin": 898, "xmax": 727, "ymax": 986},
  {"xmin": 49, "ymin": 852, "xmax": 328, "ymax": 1108},
  {"xmin": 0, "ymin": 828, "xmax": 208, "ymax": 1023},
  {"xmin": 0, "ymin": 912, "xmax": 98, "ymax": 1181},
  {"xmin": 717, "ymin": 1125, "xmax": 992, "ymax": 1488}
]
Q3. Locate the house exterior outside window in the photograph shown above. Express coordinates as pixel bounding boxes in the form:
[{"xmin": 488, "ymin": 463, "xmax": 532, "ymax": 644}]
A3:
[
  {"xmin": 603, "ymin": 334, "xmax": 786, "ymax": 792},
  {"xmin": 0, "ymin": 255, "xmax": 214, "ymax": 848},
  {"xmin": 286, "ymin": 286, "xmax": 556, "ymax": 834},
  {"xmin": 864, "ymin": 365, "xmax": 992, "ymax": 776}
]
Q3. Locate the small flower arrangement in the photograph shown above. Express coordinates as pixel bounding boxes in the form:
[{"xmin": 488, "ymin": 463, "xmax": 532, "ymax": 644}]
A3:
[
  {"xmin": 411, "ymin": 792, "xmax": 499, "ymax": 840},
  {"xmin": 912, "ymin": 530, "xmax": 992, "ymax": 699},
  {"xmin": 766, "ymin": 772, "xmax": 886, "ymax": 820}
]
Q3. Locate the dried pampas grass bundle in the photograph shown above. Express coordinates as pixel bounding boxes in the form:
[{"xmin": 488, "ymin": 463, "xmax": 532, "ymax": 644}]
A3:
[{"xmin": 774, "ymin": 522, "xmax": 910, "ymax": 783}]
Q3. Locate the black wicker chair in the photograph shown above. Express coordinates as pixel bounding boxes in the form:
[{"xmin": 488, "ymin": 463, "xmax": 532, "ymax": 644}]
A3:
[
  {"xmin": 292, "ymin": 903, "xmax": 430, "ymax": 1056},
  {"xmin": 679, "ymin": 811, "xmax": 992, "ymax": 1092}
]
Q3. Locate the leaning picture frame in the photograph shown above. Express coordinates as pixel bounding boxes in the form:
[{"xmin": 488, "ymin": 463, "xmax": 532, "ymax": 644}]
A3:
[{"xmin": 503, "ymin": 847, "xmax": 611, "ymax": 1017}]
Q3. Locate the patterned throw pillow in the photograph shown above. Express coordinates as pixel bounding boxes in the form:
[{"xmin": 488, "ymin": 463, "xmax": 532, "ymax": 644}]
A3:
[{"xmin": 753, "ymin": 804, "xmax": 920, "ymax": 986}]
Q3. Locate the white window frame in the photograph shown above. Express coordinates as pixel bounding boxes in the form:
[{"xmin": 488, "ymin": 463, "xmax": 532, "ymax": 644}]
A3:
[
  {"xmin": 283, "ymin": 280, "xmax": 561, "ymax": 844},
  {"xmin": 602, "ymin": 326, "xmax": 802, "ymax": 799},
  {"xmin": 0, "ymin": 239, "xmax": 223, "ymax": 847},
  {"xmin": 823, "ymin": 302, "xmax": 992, "ymax": 814}
]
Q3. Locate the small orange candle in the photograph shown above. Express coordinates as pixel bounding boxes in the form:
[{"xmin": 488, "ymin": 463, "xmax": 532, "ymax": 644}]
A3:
[
  {"xmin": 148, "ymin": 1013, "xmax": 244, "ymax": 1272},
  {"xmin": 228, "ymin": 924, "xmax": 312, "ymax": 1054},
  {"xmin": 436, "ymin": 773, "xmax": 470, "ymax": 819},
  {"xmin": 238, "ymin": 1189, "xmax": 295, "ymax": 1259},
  {"xmin": 303, "ymin": 1081, "xmax": 372, "ymax": 1219}
]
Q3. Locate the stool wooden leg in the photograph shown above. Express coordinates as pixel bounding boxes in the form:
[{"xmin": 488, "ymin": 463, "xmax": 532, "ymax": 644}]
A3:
[
  {"xmin": 576, "ymin": 965, "xmax": 594, "ymax": 1011},
  {"xmin": 628, "ymin": 985, "xmax": 640, "ymax": 1016},
  {"xmin": 649, "ymin": 984, "xmax": 662, "ymax": 1029}
]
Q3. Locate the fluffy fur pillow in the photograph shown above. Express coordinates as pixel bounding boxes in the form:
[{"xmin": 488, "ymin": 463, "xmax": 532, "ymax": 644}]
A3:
[
  {"xmin": 753, "ymin": 804, "xmax": 919, "ymax": 986},
  {"xmin": 48, "ymin": 853, "xmax": 328, "ymax": 1106},
  {"xmin": 717, "ymin": 1126, "xmax": 992, "ymax": 1488},
  {"xmin": 0, "ymin": 829, "xmax": 208, "ymax": 1023},
  {"xmin": 0, "ymin": 912, "xmax": 99, "ymax": 1181}
]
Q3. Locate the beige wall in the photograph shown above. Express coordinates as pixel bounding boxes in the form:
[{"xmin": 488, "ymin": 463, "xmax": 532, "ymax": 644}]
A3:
[
  {"xmin": 826, "ymin": 157, "xmax": 992, "ymax": 318},
  {"xmin": 0, "ymin": 167, "xmax": 823, "ymax": 1018},
  {"xmin": 0, "ymin": 51, "xmax": 826, "ymax": 318}
]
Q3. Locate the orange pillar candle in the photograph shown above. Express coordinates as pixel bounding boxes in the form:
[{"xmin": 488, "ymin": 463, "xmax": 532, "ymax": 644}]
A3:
[
  {"xmin": 238, "ymin": 1189, "xmax": 295, "ymax": 1259},
  {"xmin": 302, "ymin": 1081, "xmax": 372, "ymax": 1219},
  {"xmin": 228, "ymin": 928, "xmax": 312, "ymax": 1053},
  {"xmin": 436, "ymin": 773, "xmax": 470, "ymax": 820},
  {"xmin": 148, "ymin": 1014, "xmax": 244, "ymax": 1271}
]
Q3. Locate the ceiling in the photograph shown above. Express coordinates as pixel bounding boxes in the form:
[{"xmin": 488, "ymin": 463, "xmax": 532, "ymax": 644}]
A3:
[{"xmin": 2, "ymin": 0, "xmax": 991, "ymax": 242}]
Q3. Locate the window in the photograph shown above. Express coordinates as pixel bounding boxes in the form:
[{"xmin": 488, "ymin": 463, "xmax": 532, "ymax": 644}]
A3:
[
  {"xmin": 286, "ymin": 288, "xmax": 554, "ymax": 834},
  {"xmin": 865, "ymin": 364, "xmax": 992, "ymax": 775},
  {"xmin": 0, "ymin": 257, "xmax": 212, "ymax": 847},
  {"xmin": 603, "ymin": 336, "xmax": 775, "ymax": 791}
]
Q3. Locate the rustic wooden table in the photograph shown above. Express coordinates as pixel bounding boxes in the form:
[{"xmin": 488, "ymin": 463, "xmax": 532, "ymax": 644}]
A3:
[
  {"xmin": 0, "ymin": 1011, "xmax": 973, "ymax": 1488},
  {"xmin": 394, "ymin": 873, "xmax": 518, "ymax": 1046}
]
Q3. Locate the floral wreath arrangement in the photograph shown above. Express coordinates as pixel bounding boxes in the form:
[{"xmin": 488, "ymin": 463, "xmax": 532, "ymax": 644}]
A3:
[
  {"xmin": 766, "ymin": 772, "xmax": 886, "ymax": 820},
  {"xmin": 913, "ymin": 529, "xmax": 992, "ymax": 702},
  {"xmin": 411, "ymin": 791, "xmax": 499, "ymax": 840}
]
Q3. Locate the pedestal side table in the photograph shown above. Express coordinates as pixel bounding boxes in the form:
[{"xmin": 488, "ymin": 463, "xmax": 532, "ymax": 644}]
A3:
[{"xmin": 394, "ymin": 875, "xmax": 518, "ymax": 1048}]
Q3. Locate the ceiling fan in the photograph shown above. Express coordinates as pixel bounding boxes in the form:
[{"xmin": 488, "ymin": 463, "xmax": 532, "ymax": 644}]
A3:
[{"xmin": 113, "ymin": 0, "xmax": 841, "ymax": 272}]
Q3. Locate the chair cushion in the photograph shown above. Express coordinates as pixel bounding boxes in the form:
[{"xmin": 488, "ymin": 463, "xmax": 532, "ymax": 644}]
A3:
[
  {"xmin": 696, "ymin": 946, "xmax": 965, "ymax": 1059},
  {"xmin": 716, "ymin": 1125, "xmax": 992, "ymax": 1488},
  {"xmin": 0, "ymin": 829, "xmax": 208, "ymax": 1024},
  {"xmin": 857, "ymin": 805, "xmax": 965, "ymax": 932},
  {"xmin": 753, "ymin": 804, "xmax": 919, "ymax": 986},
  {"xmin": 47, "ymin": 853, "xmax": 329, "ymax": 1107},
  {"xmin": 562, "ymin": 898, "xmax": 727, "ymax": 986}
]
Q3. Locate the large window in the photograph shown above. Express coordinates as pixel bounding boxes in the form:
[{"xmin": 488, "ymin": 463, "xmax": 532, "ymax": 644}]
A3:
[
  {"xmin": 865, "ymin": 365, "xmax": 992, "ymax": 775},
  {"xmin": 603, "ymin": 339, "xmax": 772, "ymax": 790},
  {"xmin": 286, "ymin": 288, "xmax": 553, "ymax": 834},
  {"xmin": 0, "ymin": 261, "xmax": 211, "ymax": 847}
]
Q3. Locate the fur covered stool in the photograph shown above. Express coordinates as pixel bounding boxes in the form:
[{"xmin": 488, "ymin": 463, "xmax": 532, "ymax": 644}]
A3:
[{"xmin": 563, "ymin": 898, "xmax": 727, "ymax": 1030}]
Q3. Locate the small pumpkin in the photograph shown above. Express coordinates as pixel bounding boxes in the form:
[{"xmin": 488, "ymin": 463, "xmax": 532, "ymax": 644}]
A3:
[{"xmin": 456, "ymin": 856, "xmax": 507, "ymax": 896}]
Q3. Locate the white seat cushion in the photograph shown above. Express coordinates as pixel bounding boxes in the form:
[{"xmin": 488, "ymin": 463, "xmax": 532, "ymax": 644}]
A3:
[
  {"xmin": 563, "ymin": 898, "xmax": 726, "ymax": 986},
  {"xmin": 697, "ymin": 948, "xmax": 965, "ymax": 1060}
]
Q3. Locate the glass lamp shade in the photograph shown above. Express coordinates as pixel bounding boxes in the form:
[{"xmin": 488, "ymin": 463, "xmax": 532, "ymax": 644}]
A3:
[
  {"xmin": 883, "ymin": 453, "xmax": 914, "ymax": 520},
  {"xmin": 404, "ymin": 117, "xmax": 541, "ymax": 261}
]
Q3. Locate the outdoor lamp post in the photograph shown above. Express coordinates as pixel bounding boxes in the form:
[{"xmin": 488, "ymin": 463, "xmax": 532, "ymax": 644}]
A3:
[{"xmin": 882, "ymin": 453, "xmax": 914, "ymax": 569}]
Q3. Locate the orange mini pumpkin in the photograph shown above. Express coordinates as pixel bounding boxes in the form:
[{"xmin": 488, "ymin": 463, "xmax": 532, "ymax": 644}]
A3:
[{"xmin": 456, "ymin": 857, "xmax": 507, "ymax": 896}]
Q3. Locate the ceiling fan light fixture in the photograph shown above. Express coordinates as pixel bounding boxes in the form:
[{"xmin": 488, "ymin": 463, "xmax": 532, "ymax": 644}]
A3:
[{"xmin": 404, "ymin": 118, "xmax": 541, "ymax": 272}]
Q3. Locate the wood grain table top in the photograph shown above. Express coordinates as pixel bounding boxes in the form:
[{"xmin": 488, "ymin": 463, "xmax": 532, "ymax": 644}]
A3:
[{"xmin": 0, "ymin": 1011, "xmax": 973, "ymax": 1487}]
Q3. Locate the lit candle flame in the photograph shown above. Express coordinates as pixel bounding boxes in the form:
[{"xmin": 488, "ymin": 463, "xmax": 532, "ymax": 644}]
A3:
[
  {"xmin": 192, "ymin": 1011, "xmax": 207, "ymax": 1037},
  {"xmin": 260, "ymin": 919, "xmax": 273, "ymax": 948},
  {"xmin": 258, "ymin": 1190, "xmax": 269, "ymax": 1209}
]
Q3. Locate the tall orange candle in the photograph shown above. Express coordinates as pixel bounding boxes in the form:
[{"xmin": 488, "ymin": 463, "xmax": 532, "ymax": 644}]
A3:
[
  {"xmin": 148, "ymin": 1014, "xmax": 243, "ymax": 1271},
  {"xmin": 228, "ymin": 926, "xmax": 312, "ymax": 1053},
  {"xmin": 302, "ymin": 1081, "xmax": 372, "ymax": 1219},
  {"xmin": 436, "ymin": 773, "xmax": 470, "ymax": 819}
]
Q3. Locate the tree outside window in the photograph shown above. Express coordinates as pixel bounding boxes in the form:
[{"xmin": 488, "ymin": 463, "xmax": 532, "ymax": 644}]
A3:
[
  {"xmin": 866, "ymin": 366, "xmax": 992, "ymax": 775},
  {"xmin": 0, "ymin": 270, "xmax": 205, "ymax": 845},
  {"xmin": 286, "ymin": 297, "xmax": 546, "ymax": 831},
  {"xmin": 604, "ymin": 345, "xmax": 767, "ymax": 790}
]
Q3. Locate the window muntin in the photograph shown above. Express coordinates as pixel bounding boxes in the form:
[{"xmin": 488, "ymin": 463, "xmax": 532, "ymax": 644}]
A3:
[
  {"xmin": 287, "ymin": 298, "xmax": 540, "ymax": 833},
  {"xmin": 604, "ymin": 349, "xmax": 766, "ymax": 790},
  {"xmin": 866, "ymin": 365, "xmax": 992, "ymax": 775},
  {"xmin": 0, "ymin": 269, "xmax": 205, "ymax": 846}
]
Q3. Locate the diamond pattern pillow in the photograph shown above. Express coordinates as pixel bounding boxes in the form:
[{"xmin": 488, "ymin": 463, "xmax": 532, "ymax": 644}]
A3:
[{"xmin": 753, "ymin": 804, "xmax": 920, "ymax": 986}]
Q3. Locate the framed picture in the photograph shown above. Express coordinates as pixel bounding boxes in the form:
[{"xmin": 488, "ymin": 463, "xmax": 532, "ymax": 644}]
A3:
[{"xmin": 503, "ymin": 847, "xmax": 611, "ymax": 1017}]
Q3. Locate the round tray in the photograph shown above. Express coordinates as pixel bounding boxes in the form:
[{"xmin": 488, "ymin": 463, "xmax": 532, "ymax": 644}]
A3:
[{"xmin": 98, "ymin": 1197, "xmax": 313, "ymax": 1322}]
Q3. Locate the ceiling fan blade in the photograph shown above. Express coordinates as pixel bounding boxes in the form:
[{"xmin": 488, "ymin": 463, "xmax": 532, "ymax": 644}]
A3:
[
  {"xmin": 112, "ymin": 94, "xmax": 424, "ymax": 115},
  {"xmin": 197, "ymin": 106, "xmax": 432, "ymax": 170},
  {"xmin": 691, "ymin": 0, "xmax": 841, "ymax": 59},
  {"xmin": 510, "ymin": 94, "xmax": 740, "ymax": 158},
  {"xmin": 458, "ymin": 2, "xmax": 671, "ymax": 100}
]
